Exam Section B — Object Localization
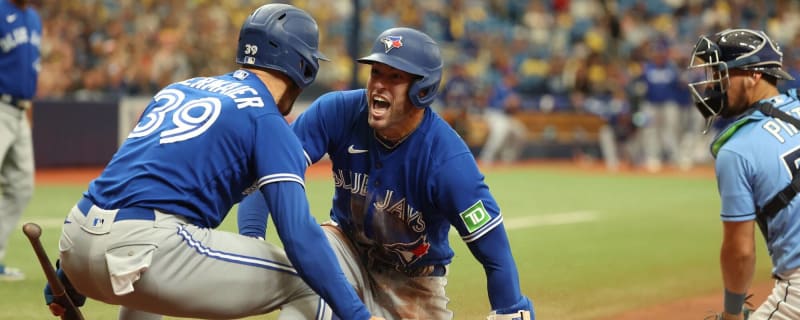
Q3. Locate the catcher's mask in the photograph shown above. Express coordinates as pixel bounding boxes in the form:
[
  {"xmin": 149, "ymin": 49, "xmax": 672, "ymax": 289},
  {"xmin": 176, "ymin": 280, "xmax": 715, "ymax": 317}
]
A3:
[{"xmin": 687, "ymin": 29, "xmax": 794, "ymax": 133}]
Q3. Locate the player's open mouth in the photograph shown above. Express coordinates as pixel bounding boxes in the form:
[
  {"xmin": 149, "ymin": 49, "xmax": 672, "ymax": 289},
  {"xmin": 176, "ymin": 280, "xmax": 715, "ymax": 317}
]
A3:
[{"xmin": 371, "ymin": 96, "xmax": 390, "ymax": 117}]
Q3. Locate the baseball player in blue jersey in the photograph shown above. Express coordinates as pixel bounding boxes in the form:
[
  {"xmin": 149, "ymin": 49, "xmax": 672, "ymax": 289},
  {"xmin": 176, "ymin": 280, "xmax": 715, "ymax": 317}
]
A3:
[
  {"xmin": 0, "ymin": 0, "xmax": 40, "ymax": 281},
  {"xmin": 688, "ymin": 29, "xmax": 800, "ymax": 320},
  {"xmin": 43, "ymin": 4, "xmax": 382, "ymax": 320},
  {"xmin": 239, "ymin": 27, "xmax": 534, "ymax": 319}
]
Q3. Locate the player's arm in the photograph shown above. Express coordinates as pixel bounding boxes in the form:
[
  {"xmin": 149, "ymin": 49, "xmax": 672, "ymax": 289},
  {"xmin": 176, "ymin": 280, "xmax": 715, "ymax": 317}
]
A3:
[
  {"xmin": 435, "ymin": 153, "xmax": 533, "ymax": 316},
  {"xmin": 237, "ymin": 192, "xmax": 268, "ymax": 239},
  {"xmin": 260, "ymin": 181, "xmax": 372, "ymax": 320},
  {"xmin": 720, "ymin": 220, "xmax": 755, "ymax": 318},
  {"xmin": 467, "ymin": 225, "xmax": 534, "ymax": 316},
  {"xmin": 715, "ymin": 149, "xmax": 757, "ymax": 318}
]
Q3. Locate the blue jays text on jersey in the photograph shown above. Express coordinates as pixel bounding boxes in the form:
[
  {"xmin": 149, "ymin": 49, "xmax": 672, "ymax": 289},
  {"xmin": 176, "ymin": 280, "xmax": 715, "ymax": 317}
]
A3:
[
  {"xmin": 713, "ymin": 92, "xmax": 800, "ymax": 276},
  {"xmin": 237, "ymin": 88, "xmax": 527, "ymax": 311},
  {"xmin": 0, "ymin": 0, "xmax": 41, "ymax": 100},
  {"xmin": 290, "ymin": 89, "xmax": 507, "ymax": 270}
]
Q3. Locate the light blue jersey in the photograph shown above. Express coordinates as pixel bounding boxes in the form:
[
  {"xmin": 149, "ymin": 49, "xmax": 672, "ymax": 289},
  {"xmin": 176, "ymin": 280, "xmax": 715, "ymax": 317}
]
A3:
[{"xmin": 713, "ymin": 92, "xmax": 800, "ymax": 275}]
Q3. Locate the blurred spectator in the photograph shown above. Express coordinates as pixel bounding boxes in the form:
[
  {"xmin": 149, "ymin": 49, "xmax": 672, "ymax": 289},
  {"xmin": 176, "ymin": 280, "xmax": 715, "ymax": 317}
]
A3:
[
  {"xmin": 631, "ymin": 37, "xmax": 683, "ymax": 172},
  {"xmin": 479, "ymin": 67, "xmax": 527, "ymax": 166},
  {"xmin": 30, "ymin": 0, "xmax": 800, "ymax": 169}
]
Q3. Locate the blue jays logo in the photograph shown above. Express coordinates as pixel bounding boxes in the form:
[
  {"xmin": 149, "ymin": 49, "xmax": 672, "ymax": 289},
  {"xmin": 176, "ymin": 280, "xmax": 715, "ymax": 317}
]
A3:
[{"xmin": 380, "ymin": 36, "xmax": 403, "ymax": 53}]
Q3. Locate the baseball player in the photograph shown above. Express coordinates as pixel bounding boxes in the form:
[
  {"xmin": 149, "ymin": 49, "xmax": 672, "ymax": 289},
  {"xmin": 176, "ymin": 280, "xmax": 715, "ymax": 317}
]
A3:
[
  {"xmin": 44, "ymin": 4, "xmax": 382, "ymax": 320},
  {"xmin": 0, "ymin": 0, "xmax": 40, "ymax": 281},
  {"xmin": 688, "ymin": 29, "xmax": 800, "ymax": 320},
  {"xmin": 238, "ymin": 27, "xmax": 534, "ymax": 319}
]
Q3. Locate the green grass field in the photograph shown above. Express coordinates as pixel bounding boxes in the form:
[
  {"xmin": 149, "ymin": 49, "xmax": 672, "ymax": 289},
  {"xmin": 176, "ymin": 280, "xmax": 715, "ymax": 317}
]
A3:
[{"xmin": 0, "ymin": 165, "xmax": 772, "ymax": 319}]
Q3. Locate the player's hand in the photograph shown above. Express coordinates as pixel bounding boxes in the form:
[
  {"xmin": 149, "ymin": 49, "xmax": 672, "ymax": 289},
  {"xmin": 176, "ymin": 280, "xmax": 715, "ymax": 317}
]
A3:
[
  {"xmin": 369, "ymin": 317, "xmax": 386, "ymax": 320},
  {"xmin": 43, "ymin": 260, "xmax": 87, "ymax": 315}
]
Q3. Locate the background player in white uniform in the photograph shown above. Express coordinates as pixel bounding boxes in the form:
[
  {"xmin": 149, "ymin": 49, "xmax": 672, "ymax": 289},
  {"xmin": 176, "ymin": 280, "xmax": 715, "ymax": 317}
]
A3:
[
  {"xmin": 239, "ymin": 27, "xmax": 534, "ymax": 320},
  {"xmin": 0, "ymin": 0, "xmax": 40, "ymax": 281},
  {"xmin": 44, "ymin": 4, "xmax": 383, "ymax": 320},
  {"xmin": 688, "ymin": 29, "xmax": 800, "ymax": 320}
]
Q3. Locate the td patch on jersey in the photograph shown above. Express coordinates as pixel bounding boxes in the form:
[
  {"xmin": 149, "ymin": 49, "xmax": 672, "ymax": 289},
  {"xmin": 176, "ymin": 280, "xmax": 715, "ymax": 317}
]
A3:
[{"xmin": 460, "ymin": 200, "xmax": 490, "ymax": 233}]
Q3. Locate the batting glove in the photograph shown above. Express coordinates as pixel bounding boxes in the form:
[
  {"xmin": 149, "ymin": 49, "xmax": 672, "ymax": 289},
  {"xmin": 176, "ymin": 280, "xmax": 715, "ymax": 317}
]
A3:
[{"xmin": 43, "ymin": 259, "xmax": 87, "ymax": 316}]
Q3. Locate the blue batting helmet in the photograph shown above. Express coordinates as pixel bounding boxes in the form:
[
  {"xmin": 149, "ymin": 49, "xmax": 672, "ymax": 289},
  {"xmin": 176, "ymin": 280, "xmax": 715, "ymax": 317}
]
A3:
[
  {"xmin": 357, "ymin": 27, "xmax": 443, "ymax": 108},
  {"xmin": 236, "ymin": 4, "xmax": 328, "ymax": 88}
]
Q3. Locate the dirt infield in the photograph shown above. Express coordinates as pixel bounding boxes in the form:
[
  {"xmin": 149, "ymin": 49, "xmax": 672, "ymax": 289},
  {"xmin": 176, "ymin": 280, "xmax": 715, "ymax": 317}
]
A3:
[
  {"xmin": 34, "ymin": 160, "xmax": 773, "ymax": 319},
  {"xmin": 600, "ymin": 281, "xmax": 773, "ymax": 320}
]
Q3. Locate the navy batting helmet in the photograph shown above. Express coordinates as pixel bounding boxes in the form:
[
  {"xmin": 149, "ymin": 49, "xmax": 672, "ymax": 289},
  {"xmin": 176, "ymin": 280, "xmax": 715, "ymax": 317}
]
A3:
[
  {"xmin": 357, "ymin": 27, "xmax": 443, "ymax": 108},
  {"xmin": 236, "ymin": 4, "xmax": 328, "ymax": 88},
  {"xmin": 688, "ymin": 29, "xmax": 794, "ymax": 129}
]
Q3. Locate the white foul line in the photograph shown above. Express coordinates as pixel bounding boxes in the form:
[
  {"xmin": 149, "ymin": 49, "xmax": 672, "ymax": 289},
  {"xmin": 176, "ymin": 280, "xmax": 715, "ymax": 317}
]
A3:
[{"xmin": 503, "ymin": 211, "xmax": 597, "ymax": 230}]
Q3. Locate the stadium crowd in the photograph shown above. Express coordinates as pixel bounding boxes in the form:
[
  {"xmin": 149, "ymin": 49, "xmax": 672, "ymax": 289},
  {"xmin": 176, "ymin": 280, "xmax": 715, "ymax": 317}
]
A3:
[{"xmin": 33, "ymin": 0, "xmax": 800, "ymax": 170}]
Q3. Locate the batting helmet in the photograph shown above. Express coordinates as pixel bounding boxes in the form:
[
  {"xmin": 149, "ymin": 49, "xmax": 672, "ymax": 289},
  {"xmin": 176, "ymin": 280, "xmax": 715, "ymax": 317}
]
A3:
[
  {"xmin": 236, "ymin": 4, "xmax": 328, "ymax": 88},
  {"xmin": 357, "ymin": 27, "xmax": 443, "ymax": 108},
  {"xmin": 688, "ymin": 29, "xmax": 794, "ymax": 127}
]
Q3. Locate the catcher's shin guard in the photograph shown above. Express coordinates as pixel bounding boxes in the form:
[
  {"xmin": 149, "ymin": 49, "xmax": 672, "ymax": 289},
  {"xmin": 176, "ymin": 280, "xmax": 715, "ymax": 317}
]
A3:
[{"xmin": 486, "ymin": 310, "xmax": 531, "ymax": 320}]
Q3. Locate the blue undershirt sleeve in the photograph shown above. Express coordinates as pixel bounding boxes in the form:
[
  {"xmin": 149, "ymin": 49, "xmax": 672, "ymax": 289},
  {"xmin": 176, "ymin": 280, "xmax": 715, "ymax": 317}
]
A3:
[
  {"xmin": 237, "ymin": 193, "xmax": 268, "ymax": 239},
  {"xmin": 261, "ymin": 181, "xmax": 370, "ymax": 320},
  {"xmin": 467, "ymin": 224, "xmax": 534, "ymax": 314}
]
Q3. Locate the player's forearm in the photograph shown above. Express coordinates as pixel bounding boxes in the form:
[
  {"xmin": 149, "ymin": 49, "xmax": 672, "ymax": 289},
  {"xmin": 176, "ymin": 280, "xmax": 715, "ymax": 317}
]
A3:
[
  {"xmin": 468, "ymin": 226, "xmax": 528, "ymax": 311},
  {"xmin": 237, "ymin": 193, "xmax": 268, "ymax": 238},
  {"xmin": 720, "ymin": 240, "xmax": 755, "ymax": 294},
  {"xmin": 720, "ymin": 220, "xmax": 756, "ymax": 294}
]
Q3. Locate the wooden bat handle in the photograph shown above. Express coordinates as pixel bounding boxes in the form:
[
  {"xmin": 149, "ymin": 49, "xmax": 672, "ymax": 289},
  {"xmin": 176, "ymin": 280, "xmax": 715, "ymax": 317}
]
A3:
[{"xmin": 22, "ymin": 222, "xmax": 85, "ymax": 320}]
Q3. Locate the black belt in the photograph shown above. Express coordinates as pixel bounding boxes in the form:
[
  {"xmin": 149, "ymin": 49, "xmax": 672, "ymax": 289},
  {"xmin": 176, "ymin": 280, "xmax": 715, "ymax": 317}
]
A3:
[
  {"xmin": 0, "ymin": 93, "xmax": 31, "ymax": 110},
  {"xmin": 77, "ymin": 196, "xmax": 156, "ymax": 222}
]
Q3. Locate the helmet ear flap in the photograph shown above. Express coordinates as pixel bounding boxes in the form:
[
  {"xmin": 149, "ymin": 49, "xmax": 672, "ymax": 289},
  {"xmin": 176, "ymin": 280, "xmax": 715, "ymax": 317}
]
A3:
[{"xmin": 409, "ymin": 73, "xmax": 441, "ymax": 108}]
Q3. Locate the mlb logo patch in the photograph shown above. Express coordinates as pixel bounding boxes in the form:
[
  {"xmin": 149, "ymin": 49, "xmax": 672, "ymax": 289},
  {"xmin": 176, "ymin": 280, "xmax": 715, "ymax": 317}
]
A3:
[{"xmin": 381, "ymin": 35, "xmax": 403, "ymax": 53}]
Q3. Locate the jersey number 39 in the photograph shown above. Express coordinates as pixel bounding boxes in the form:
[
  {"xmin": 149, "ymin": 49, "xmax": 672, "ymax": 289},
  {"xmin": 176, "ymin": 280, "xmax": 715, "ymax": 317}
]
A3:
[{"xmin": 128, "ymin": 89, "xmax": 222, "ymax": 144}]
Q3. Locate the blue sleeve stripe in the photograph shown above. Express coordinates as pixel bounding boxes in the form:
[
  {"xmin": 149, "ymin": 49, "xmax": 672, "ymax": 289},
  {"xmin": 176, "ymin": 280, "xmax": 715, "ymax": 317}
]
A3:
[
  {"xmin": 257, "ymin": 173, "xmax": 304, "ymax": 189},
  {"xmin": 176, "ymin": 225, "xmax": 298, "ymax": 275},
  {"xmin": 720, "ymin": 212, "xmax": 755, "ymax": 218},
  {"xmin": 462, "ymin": 215, "xmax": 503, "ymax": 243}
]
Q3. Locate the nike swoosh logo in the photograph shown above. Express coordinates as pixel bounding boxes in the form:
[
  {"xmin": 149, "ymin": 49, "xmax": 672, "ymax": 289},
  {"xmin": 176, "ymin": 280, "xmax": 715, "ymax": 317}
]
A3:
[
  {"xmin": 6, "ymin": 14, "xmax": 16, "ymax": 24},
  {"xmin": 348, "ymin": 145, "xmax": 368, "ymax": 154}
]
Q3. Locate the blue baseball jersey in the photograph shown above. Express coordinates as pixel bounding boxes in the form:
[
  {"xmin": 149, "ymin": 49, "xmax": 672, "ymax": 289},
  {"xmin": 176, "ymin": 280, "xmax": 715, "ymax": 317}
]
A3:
[
  {"xmin": 86, "ymin": 70, "xmax": 369, "ymax": 319},
  {"xmin": 279, "ymin": 89, "xmax": 523, "ymax": 310},
  {"xmin": 713, "ymin": 92, "xmax": 800, "ymax": 275},
  {"xmin": 87, "ymin": 70, "xmax": 304, "ymax": 228},
  {"xmin": 0, "ymin": 0, "xmax": 41, "ymax": 98}
]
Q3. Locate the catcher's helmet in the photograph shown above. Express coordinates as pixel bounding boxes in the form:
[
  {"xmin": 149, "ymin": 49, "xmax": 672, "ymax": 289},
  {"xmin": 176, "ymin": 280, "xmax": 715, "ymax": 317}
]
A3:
[
  {"xmin": 357, "ymin": 27, "xmax": 443, "ymax": 108},
  {"xmin": 688, "ymin": 29, "xmax": 794, "ymax": 130},
  {"xmin": 236, "ymin": 4, "xmax": 328, "ymax": 88}
]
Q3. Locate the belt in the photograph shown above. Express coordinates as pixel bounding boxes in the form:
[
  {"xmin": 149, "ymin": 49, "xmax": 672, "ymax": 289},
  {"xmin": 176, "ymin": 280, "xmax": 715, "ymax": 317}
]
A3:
[
  {"xmin": 0, "ymin": 93, "xmax": 31, "ymax": 110},
  {"xmin": 77, "ymin": 196, "xmax": 156, "ymax": 222}
]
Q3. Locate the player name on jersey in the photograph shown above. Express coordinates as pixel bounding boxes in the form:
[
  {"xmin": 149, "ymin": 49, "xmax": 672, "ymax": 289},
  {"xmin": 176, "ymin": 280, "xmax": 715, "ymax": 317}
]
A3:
[{"xmin": 177, "ymin": 76, "xmax": 265, "ymax": 109}]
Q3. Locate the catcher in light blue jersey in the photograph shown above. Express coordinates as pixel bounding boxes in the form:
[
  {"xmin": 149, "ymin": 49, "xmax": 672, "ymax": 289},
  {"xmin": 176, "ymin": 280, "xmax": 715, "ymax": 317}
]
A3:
[
  {"xmin": 45, "ymin": 4, "xmax": 382, "ymax": 320},
  {"xmin": 239, "ymin": 27, "xmax": 533, "ymax": 320},
  {"xmin": 688, "ymin": 29, "xmax": 800, "ymax": 320}
]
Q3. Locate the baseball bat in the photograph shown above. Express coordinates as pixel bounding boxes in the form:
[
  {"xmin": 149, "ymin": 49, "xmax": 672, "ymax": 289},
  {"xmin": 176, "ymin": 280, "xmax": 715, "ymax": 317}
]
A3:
[{"xmin": 22, "ymin": 222, "xmax": 85, "ymax": 320}]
